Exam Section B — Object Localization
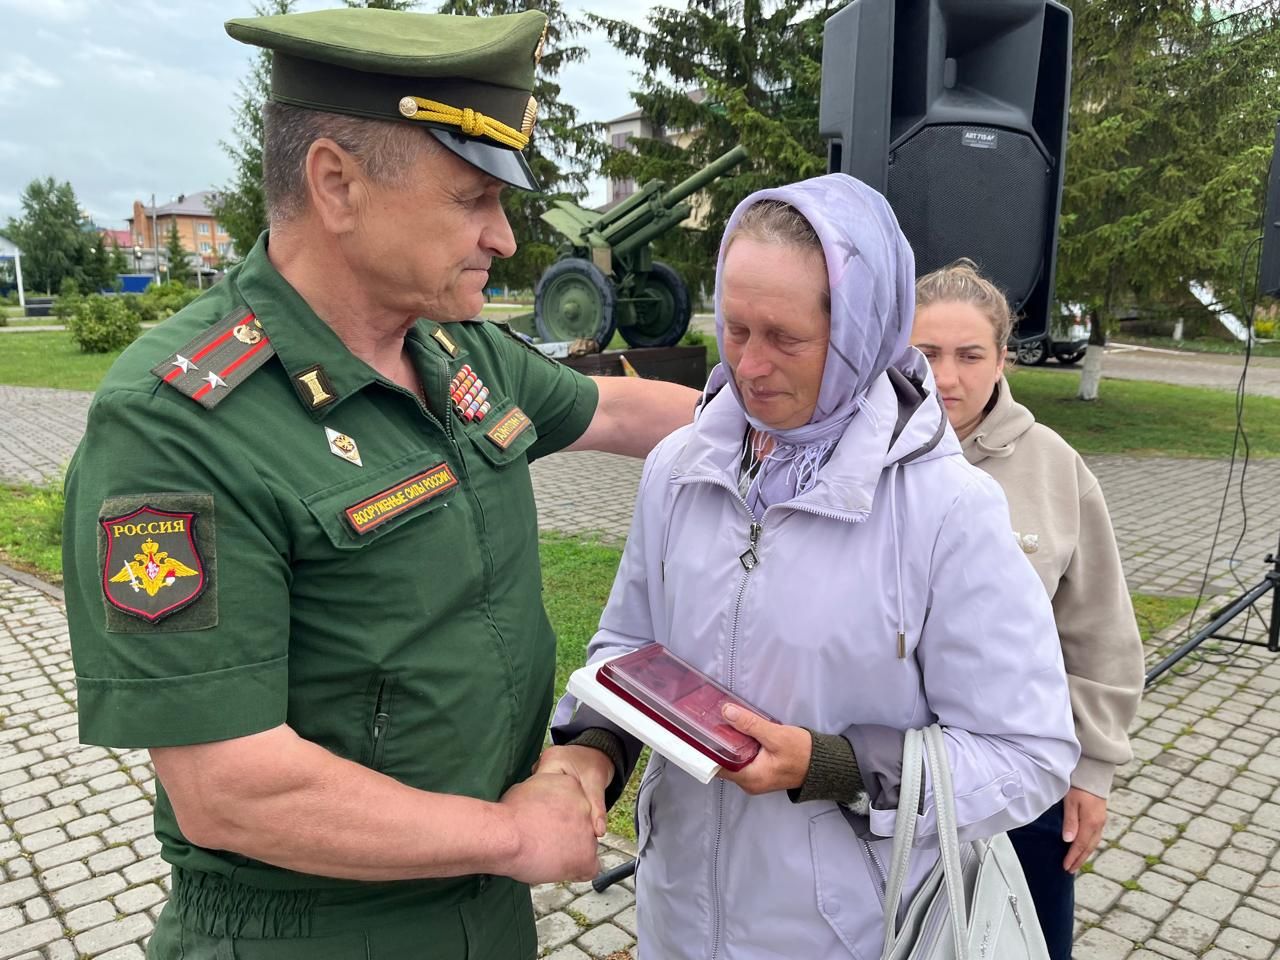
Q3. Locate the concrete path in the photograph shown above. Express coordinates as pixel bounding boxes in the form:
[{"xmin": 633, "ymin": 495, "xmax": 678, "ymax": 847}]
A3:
[{"xmin": 4, "ymin": 384, "xmax": 1280, "ymax": 957}]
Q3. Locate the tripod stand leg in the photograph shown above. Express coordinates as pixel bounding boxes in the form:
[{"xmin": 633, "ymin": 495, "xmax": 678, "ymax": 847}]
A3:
[{"xmin": 1145, "ymin": 576, "xmax": 1277, "ymax": 687}]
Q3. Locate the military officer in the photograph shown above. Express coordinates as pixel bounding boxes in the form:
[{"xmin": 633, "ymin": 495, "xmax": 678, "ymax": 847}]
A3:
[{"xmin": 61, "ymin": 8, "xmax": 696, "ymax": 958}]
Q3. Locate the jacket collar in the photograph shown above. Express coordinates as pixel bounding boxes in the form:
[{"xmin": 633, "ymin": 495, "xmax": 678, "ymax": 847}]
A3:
[
  {"xmin": 232, "ymin": 233, "xmax": 465, "ymax": 420},
  {"xmin": 670, "ymin": 372, "xmax": 904, "ymax": 521}
]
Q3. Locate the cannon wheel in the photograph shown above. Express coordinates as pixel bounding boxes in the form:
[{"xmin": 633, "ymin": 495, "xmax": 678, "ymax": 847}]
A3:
[
  {"xmin": 534, "ymin": 258, "xmax": 617, "ymax": 346},
  {"xmin": 619, "ymin": 261, "xmax": 692, "ymax": 348}
]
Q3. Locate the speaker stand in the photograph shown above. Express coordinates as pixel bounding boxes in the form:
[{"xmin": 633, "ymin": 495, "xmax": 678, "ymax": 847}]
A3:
[{"xmin": 1145, "ymin": 539, "xmax": 1280, "ymax": 687}]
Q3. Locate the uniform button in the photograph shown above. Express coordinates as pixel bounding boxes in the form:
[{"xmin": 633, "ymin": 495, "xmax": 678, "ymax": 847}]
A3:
[
  {"xmin": 826, "ymin": 901, "xmax": 841, "ymax": 916},
  {"xmin": 1001, "ymin": 781, "xmax": 1019, "ymax": 798}
]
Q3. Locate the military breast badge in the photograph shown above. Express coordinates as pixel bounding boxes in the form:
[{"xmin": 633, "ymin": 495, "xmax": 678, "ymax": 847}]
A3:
[
  {"xmin": 101, "ymin": 506, "xmax": 206, "ymax": 622},
  {"xmin": 325, "ymin": 426, "xmax": 363, "ymax": 466},
  {"xmin": 449, "ymin": 364, "xmax": 492, "ymax": 422}
]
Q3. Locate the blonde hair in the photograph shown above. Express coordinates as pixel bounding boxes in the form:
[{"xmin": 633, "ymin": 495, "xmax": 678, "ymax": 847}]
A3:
[
  {"xmin": 724, "ymin": 200, "xmax": 829, "ymax": 313},
  {"xmin": 915, "ymin": 258, "xmax": 1014, "ymax": 348}
]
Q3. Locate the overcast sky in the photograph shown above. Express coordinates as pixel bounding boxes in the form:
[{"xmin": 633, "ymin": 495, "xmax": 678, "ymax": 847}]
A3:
[{"xmin": 0, "ymin": 0, "xmax": 671, "ymax": 231}]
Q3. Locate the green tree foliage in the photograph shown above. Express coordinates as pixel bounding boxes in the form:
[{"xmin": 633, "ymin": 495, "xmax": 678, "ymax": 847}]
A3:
[
  {"xmin": 211, "ymin": 0, "xmax": 296, "ymax": 260},
  {"xmin": 3, "ymin": 178, "xmax": 94, "ymax": 293},
  {"xmin": 163, "ymin": 222, "xmax": 190, "ymax": 285},
  {"xmin": 83, "ymin": 234, "xmax": 116, "ymax": 292},
  {"xmin": 436, "ymin": 0, "xmax": 599, "ymax": 292},
  {"xmin": 108, "ymin": 241, "xmax": 129, "ymax": 277},
  {"xmin": 1057, "ymin": 1, "xmax": 1280, "ymax": 331},
  {"xmin": 591, "ymin": 0, "xmax": 836, "ymax": 298}
]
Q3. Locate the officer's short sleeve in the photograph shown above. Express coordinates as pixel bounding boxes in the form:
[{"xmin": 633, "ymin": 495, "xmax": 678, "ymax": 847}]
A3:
[
  {"xmin": 63, "ymin": 388, "xmax": 291, "ymax": 748},
  {"xmin": 485, "ymin": 324, "xmax": 599, "ymax": 461}
]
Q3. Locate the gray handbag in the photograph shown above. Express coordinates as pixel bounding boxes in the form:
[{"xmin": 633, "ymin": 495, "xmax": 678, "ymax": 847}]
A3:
[{"xmin": 879, "ymin": 725, "xmax": 1051, "ymax": 960}]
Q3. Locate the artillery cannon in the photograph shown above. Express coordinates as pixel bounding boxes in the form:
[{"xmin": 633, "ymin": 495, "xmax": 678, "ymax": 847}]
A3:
[{"xmin": 533, "ymin": 145, "xmax": 748, "ymax": 348}]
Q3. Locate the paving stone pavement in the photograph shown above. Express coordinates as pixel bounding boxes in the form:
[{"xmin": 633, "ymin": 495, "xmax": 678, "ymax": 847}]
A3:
[
  {"xmin": 5, "ymin": 568, "xmax": 1280, "ymax": 958},
  {"xmin": 4, "ymin": 384, "xmax": 1280, "ymax": 956}
]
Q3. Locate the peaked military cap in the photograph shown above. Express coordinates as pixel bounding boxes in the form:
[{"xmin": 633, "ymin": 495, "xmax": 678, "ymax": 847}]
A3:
[{"xmin": 225, "ymin": 8, "xmax": 547, "ymax": 190}]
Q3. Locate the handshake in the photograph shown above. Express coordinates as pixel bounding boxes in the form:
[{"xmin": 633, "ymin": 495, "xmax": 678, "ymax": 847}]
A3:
[{"xmin": 497, "ymin": 744, "xmax": 615, "ymax": 885}]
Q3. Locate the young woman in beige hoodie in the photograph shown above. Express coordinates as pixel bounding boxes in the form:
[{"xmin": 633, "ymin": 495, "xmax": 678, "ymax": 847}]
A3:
[{"xmin": 911, "ymin": 260, "xmax": 1145, "ymax": 960}]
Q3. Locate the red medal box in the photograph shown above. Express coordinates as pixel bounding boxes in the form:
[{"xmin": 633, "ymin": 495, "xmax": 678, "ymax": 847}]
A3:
[{"xmin": 596, "ymin": 644, "xmax": 766, "ymax": 771}]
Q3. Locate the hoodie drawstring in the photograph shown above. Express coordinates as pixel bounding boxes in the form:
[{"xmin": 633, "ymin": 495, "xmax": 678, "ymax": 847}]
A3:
[{"xmin": 887, "ymin": 463, "xmax": 907, "ymax": 658}]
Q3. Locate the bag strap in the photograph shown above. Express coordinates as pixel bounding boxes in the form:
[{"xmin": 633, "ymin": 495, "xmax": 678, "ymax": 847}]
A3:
[
  {"xmin": 880, "ymin": 727, "xmax": 925, "ymax": 954},
  {"xmin": 924, "ymin": 724, "xmax": 970, "ymax": 960}
]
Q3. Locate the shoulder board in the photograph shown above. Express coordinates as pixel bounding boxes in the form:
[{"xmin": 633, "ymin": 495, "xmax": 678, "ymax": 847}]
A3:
[
  {"xmin": 489, "ymin": 319, "xmax": 558, "ymax": 365},
  {"xmin": 151, "ymin": 308, "xmax": 275, "ymax": 410}
]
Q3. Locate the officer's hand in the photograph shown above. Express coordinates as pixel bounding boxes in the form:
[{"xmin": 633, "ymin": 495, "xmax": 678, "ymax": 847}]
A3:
[
  {"xmin": 533, "ymin": 745, "xmax": 613, "ymax": 838},
  {"xmin": 499, "ymin": 773, "xmax": 600, "ymax": 884},
  {"xmin": 716, "ymin": 705, "xmax": 812, "ymax": 796}
]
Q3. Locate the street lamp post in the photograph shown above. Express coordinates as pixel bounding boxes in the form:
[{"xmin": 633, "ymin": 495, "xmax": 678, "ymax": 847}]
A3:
[{"xmin": 133, "ymin": 245, "xmax": 142, "ymax": 276}]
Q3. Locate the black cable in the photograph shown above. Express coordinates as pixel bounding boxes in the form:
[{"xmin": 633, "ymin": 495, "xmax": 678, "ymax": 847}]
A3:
[{"xmin": 1153, "ymin": 233, "xmax": 1265, "ymax": 682}]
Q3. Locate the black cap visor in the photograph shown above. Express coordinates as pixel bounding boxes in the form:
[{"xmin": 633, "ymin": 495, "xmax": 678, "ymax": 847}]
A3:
[{"xmin": 429, "ymin": 128, "xmax": 539, "ymax": 192}]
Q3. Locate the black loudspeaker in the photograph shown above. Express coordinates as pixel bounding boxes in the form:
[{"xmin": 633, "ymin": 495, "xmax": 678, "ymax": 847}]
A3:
[
  {"xmin": 1261, "ymin": 118, "xmax": 1280, "ymax": 299},
  {"xmin": 819, "ymin": 0, "xmax": 1072, "ymax": 341}
]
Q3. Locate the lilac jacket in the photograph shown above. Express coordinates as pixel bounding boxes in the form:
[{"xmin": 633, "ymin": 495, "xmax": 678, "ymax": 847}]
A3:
[{"xmin": 553, "ymin": 351, "xmax": 1078, "ymax": 960}]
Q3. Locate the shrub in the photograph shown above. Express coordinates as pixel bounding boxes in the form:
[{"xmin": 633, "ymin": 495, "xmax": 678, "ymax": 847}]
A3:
[
  {"xmin": 53, "ymin": 277, "xmax": 83, "ymax": 322},
  {"xmin": 1254, "ymin": 316, "xmax": 1277, "ymax": 339},
  {"xmin": 139, "ymin": 280, "xmax": 201, "ymax": 320},
  {"xmin": 66, "ymin": 294, "xmax": 141, "ymax": 353},
  {"xmin": 121, "ymin": 293, "xmax": 160, "ymax": 326}
]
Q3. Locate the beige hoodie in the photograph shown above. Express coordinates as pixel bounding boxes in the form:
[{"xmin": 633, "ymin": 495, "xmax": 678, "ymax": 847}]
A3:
[{"xmin": 963, "ymin": 377, "xmax": 1144, "ymax": 798}]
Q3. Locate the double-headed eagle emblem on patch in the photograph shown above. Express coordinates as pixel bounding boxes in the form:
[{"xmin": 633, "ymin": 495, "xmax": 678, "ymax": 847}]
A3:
[{"xmin": 109, "ymin": 538, "xmax": 200, "ymax": 597}]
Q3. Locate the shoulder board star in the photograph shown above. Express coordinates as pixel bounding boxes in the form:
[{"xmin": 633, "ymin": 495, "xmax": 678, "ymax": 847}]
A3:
[{"xmin": 152, "ymin": 308, "xmax": 276, "ymax": 410}]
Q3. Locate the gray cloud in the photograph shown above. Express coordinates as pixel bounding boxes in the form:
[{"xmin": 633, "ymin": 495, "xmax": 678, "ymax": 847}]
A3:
[{"xmin": 0, "ymin": 1, "xmax": 677, "ymax": 229}]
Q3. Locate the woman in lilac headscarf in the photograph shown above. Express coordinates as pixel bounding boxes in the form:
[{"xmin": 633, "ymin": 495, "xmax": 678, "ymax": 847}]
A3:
[{"xmin": 548, "ymin": 175, "xmax": 1077, "ymax": 959}]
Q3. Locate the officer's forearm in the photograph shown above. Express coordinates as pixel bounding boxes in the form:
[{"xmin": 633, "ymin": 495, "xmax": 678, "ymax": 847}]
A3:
[
  {"xmin": 151, "ymin": 724, "xmax": 524, "ymax": 882},
  {"xmin": 568, "ymin": 376, "xmax": 698, "ymax": 457}
]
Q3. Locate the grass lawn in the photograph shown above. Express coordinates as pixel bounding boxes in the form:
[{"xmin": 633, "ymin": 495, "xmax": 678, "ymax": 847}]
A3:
[
  {"xmin": 0, "ymin": 483, "xmax": 65, "ymax": 582},
  {"xmin": 0, "ymin": 331, "xmax": 122, "ymax": 391},
  {"xmin": 1007, "ymin": 367, "xmax": 1280, "ymax": 458}
]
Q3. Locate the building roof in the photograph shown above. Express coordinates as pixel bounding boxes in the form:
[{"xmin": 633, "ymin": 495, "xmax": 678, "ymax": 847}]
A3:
[
  {"xmin": 127, "ymin": 190, "xmax": 220, "ymax": 223},
  {"xmin": 605, "ymin": 107, "xmax": 645, "ymax": 125},
  {"xmin": 100, "ymin": 228, "xmax": 132, "ymax": 249}
]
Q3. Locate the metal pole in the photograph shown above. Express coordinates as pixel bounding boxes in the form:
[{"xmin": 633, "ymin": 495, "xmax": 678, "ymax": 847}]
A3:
[
  {"xmin": 151, "ymin": 194, "xmax": 160, "ymax": 284},
  {"xmin": 14, "ymin": 250, "xmax": 24, "ymax": 311}
]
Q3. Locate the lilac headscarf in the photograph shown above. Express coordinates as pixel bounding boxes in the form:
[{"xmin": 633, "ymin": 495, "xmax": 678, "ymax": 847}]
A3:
[{"xmin": 711, "ymin": 173, "xmax": 916, "ymax": 511}]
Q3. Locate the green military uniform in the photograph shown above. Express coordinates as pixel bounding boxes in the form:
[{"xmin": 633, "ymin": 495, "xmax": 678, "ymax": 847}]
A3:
[{"xmin": 62, "ymin": 9, "xmax": 598, "ymax": 959}]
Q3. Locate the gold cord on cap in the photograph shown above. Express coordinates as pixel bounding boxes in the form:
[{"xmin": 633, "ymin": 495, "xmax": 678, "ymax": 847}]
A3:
[{"xmin": 396, "ymin": 95, "xmax": 529, "ymax": 149}]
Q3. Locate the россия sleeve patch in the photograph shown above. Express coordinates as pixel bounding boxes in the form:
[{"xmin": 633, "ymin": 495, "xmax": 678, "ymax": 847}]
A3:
[{"xmin": 64, "ymin": 389, "xmax": 291, "ymax": 749}]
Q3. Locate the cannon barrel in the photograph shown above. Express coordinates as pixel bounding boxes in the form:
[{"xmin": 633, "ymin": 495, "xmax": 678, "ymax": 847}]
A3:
[{"xmin": 660, "ymin": 145, "xmax": 749, "ymax": 208}]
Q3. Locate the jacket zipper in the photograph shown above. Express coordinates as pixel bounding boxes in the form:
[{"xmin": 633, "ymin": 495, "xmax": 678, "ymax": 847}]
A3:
[
  {"xmin": 370, "ymin": 678, "xmax": 391, "ymax": 770},
  {"xmin": 863, "ymin": 838, "xmax": 888, "ymax": 909},
  {"xmin": 677, "ymin": 474, "xmax": 761, "ymax": 960}
]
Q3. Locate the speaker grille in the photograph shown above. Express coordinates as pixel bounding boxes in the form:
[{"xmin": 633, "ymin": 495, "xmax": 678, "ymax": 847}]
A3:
[{"xmin": 887, "ymin": 124, "xmax": 1051, "ymax": 308}]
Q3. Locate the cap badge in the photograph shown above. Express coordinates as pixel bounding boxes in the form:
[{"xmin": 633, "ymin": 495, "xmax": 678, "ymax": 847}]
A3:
[
  {"xmin": 398, "ymin": 96, "xmax": 419, "ymax": 118},
  {"xmin": 521, "ymin": 97, "xmax": 538, "ymax": 139}
]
